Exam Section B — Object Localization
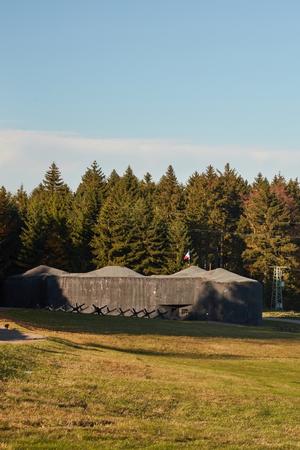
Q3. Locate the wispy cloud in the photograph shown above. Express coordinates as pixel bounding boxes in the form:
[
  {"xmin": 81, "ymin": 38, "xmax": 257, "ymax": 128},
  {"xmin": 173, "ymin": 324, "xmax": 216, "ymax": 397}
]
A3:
[{"xmin": 0, "ymin": 129, "xmax": 299, "ymax": 192}]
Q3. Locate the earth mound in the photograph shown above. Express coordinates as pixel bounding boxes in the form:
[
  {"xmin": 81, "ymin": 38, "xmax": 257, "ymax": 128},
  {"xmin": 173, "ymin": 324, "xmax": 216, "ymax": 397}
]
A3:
[
  {"xmin": 171, "ymin": 266, "xmax": 207, "ymax": 278},
  {"xmin": 204, "ymin": 268, "xmax": 255, "ymax": 283},
  {"xmin": 85, "ymin": 266, "xmax": 144, "ymax": 277},
  {"xmin": 22, "ymin": 265, "xmax": 68, "ymax": 277}
]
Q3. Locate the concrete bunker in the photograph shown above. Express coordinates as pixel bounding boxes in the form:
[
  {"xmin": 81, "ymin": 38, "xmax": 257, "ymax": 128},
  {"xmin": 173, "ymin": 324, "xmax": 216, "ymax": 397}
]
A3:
[{"xmin": 2, "ymin": 265, "xmax": 262, "ymax": 325}]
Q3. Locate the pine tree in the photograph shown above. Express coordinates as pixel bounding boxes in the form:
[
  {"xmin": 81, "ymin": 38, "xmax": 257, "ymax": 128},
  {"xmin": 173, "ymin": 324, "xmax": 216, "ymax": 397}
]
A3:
[
  {"xmin": 13, "ymin": 185, "xmax": 28, "ymax": 221},
  {"xmin": 270, "ymin": 175, "xmax": 300, "ymax": 307},
  {"xmin": 106, "ymin": 169, "xmax": 120, "ymax": 194},
  {"xmin": 121, "ymin": 166, "xmax": 140, "ymax": 198},
  {"xmin": 185, "ymin": 166, "xmax": 221, "ymax": 269},
  {"xmin": 241, "ymin": 179, "xmax": 297, "ymax": 287},
  {"xmin": 42, "ymin": 162, "xmax": 66, "ymax": 193},
  {"xmin": 71, "ymin": 161, "xmax": 107, "ymax": 271},
  {"xmin": 92, "ymin": 167, "xmax": 142, "ymax": 270},
  {"xmin": 167, "ymin": 213, "xmax": 192, "ymax": 273},
  {"xmin": 271, "ymin": 175, "xmax": 299, "ymax": 224},
  {"xmin": 286, "ymin": 178, "xmax": 300, "ymax": 210},
  {"xmin": 18, "ymin": 192, "xmax": 48, "ymax": 268},
  {"xmin": 154, "ymin": 165, "xmax": 184, "ymax": 221},
  {"xmin": 122, "ymin": 197, "xmax": 150, "ymax": 273},
  {"xmin": 91, "ymin": 201, "xmax": 111, "ymax": 268},
  {"xmin": 142, "ymin": 216, "xmax": 170, "ymax": 275},
  {"xmin": 92, "ymin": 190, "xmax": 136, "ymax": 268},
  {"xmin": 140, "ymin": 172, "xmax": 156, "ymax": 204},
  {"xmin": 185, "ymin": 170, "xmax": 210, "ymax": 267},
  {"xmin": 213, "ymin": 164, "xmax": 248, "ymax": 272},
  {"xmin": 185, "ymin": 164, "xmax": 247, "ymax": 271},
  {"xmin": 19, "ymin": 164, "xmax": 72, "ymax": 270},
  {"xmin": 0, "ymin": 187, "xmax": 21, "ymax": 279}
]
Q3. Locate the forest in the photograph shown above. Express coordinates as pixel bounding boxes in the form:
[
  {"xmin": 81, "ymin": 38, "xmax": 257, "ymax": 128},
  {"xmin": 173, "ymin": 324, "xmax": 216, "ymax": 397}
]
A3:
[{"xmin": 0, "ymin": 161, "xmax": 299, "ymax": 309}]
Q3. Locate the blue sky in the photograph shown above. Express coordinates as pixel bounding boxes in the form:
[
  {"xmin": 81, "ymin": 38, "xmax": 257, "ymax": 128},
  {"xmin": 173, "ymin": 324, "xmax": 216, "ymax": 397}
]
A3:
[{"xmin": 1, "ymin": 0, "xmax": 300, "ymax": 191}]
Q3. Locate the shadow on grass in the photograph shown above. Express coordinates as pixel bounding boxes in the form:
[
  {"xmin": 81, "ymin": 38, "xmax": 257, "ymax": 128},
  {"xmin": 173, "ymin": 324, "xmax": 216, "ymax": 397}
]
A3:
[
  {"xmin": 1, "ymin": 308, "xmax": 300, "ymax": 341},
  {"xmin": 48, "ymin": 337, "xmax": 94, "ymax": 350},
  {"xmin": 46, "ymin": 336, "xmax": 249, "ymax": 360},
  {"xmin": 0, "ymin": 327, "xmax": 43, "ymax": 343},
  {"xmin": 83, "ymin": 341, "xmax": 249, "ymax": 360}
]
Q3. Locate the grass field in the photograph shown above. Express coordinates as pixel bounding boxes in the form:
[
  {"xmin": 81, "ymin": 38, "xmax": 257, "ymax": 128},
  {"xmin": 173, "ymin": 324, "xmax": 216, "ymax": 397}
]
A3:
[{"xmin": 0, "ymin": 309, "xmax": 300, "ymax": 450}]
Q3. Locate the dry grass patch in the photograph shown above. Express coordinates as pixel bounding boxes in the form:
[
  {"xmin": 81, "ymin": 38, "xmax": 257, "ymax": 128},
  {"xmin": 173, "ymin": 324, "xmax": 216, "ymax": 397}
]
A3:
[{"xmin": 0, "ymin": 309, "xmax": 299, "ymax": 449}]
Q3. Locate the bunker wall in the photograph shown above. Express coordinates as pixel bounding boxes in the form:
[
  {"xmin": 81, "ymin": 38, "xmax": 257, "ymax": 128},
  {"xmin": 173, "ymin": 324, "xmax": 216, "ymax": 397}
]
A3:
[
  {"xmin": 190, "ymin": 280, "xmax": 263, "ymax": 325},
  {"xmin": 46, "ymin": 276, "xmax": 262, "ymax": 324},
  {"xmin": 3, "ymin": 276, "xmax": 47, "ymax": 308},
  {"xmin": 3, "ymin": 274, "xmax": 263, "ymax": 325},
  {"xmin": 46, "ymin": 276, "xmax": 202, "ymax": 311}
]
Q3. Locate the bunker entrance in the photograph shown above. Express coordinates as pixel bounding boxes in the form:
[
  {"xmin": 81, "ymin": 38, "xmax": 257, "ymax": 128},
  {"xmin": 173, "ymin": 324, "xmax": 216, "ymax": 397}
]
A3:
[{"xmin": 158, "ymin": 304, "xmax": 193, "ymax": 320}]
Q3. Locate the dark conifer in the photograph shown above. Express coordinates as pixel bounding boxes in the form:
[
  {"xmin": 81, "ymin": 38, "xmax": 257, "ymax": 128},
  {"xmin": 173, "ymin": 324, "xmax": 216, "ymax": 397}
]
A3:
[
  {"xmin": 42, "ymin": 162, "xmax": 66, "ymax": 192},
  {"xmin": 0, "ymin": 187, "xmax": 21, "ymax": 278},
  {"xmin": 214, "ymin": 164, "xmax": 248, "ymax": 272},
  {"xmin": 140, "ymin": 172, "xmax": 156, "ymax": 203},
  {"xmin": 106, "ymin": 169, "xmax": 120, "ymax": 194},
  {"xmin": 155, "ymin": 165, "xmax": 184, "ymax": 221},
  {"xmin": 13, "ymin": 185, "xmax": 28, "ymax": 220},
  {"xmin": 71, "ymin": 161, "xmax": 107, "ymax": 271},
  {"xmin": 142, "ymin": 217, "xmax": 170, "ymax": 275},
  {"xmin": 167, "ymin": 213, "xmax": 192, "ymax": 273},
  {"xmin": 19, "ymin": 165, "xmax": 72, "ymax": 270},
  {"xmin": 92, "ymin": 167, "xmax": 142, "ymax": 270}
]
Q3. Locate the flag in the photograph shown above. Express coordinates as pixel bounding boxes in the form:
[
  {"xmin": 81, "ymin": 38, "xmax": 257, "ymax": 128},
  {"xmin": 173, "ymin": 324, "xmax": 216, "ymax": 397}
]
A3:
[{"xmin": 183, "ymin": 250, "xmax": 190, "ymax": 261}]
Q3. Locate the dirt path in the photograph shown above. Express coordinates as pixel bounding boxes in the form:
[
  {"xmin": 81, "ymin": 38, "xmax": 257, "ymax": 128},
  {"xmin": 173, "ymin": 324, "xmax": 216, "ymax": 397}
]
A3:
[{"xmin": 0, "ymin": 327, "xmax": 45, "ymax": 344}]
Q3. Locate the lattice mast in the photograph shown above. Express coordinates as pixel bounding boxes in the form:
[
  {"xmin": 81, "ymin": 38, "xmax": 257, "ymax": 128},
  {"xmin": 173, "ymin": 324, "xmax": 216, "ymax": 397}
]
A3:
[{"xmin": 271, "ymin": 266, "xmax": 286, "ymax": 311}]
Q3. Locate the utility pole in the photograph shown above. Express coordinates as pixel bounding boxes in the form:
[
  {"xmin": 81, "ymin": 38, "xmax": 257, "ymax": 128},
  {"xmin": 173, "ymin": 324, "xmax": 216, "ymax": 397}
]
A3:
[{"xmin": 271, "ymin": 266, "xmax": 286, "ymax": 311}]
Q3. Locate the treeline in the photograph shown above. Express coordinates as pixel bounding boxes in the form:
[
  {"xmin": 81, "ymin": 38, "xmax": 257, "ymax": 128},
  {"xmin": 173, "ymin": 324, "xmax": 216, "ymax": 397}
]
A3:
[{"xmin": 1, "ymin": 161, "xmax": 300, "ymax": 308}]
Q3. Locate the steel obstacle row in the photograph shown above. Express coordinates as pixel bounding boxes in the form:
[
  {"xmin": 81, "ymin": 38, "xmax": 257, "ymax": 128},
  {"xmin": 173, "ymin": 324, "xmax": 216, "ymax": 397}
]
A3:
[{"xmin": 42, "ymin": 304, "xmax": 168, "ymax": 319}]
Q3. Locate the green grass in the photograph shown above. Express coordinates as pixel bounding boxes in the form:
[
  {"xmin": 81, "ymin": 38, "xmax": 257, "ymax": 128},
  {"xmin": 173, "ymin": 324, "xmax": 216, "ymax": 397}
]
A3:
[{"xmin": 0, "ymin": 308, "xmax": 299, "ymax": 449}]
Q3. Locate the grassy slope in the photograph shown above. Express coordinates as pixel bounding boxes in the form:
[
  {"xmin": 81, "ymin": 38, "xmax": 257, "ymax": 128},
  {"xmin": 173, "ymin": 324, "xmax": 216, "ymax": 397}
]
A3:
[{"xmin": 0, "ymin": 309, "xmax": 299, "ymax": 450}]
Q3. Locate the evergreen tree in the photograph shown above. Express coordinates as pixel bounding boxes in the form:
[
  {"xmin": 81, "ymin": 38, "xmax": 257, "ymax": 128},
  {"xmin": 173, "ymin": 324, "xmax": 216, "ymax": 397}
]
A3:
[
  {"xmin": 0, "ymin": 187, "xmax": 21, "ymax": 279},
  {"xmin": 13, "ymin": 185, "xmax": 28, "ymax": 221},
  {"xmin": 142, "ymin": 216, "xmax": 170, "ymax": 275},
  {"xmin": 185, "ymin": 164, "xmax": 247, "ymax": 271},
  {"xmin": 185, "ymin": 170, "xmax": 211, "ymax": 267},
  {"xmin": 241, "ymin": 179, "xmax": 297, "ymax": 288},
  {"xmin": 71, "ymin": 161, "xmax": 106, "ymax": 271},
  {"xmin": 19, "ymin": 164, "xmax": 72, "ymax": 270},
  {"xmin": 140, "ymin": 172, "xmax": 156, "ymax": 204},
  {"xmin": 270, "ymin": 175, "xmax": 300, "ymax": 308},
  {"xmin": 213, "ymin": 164, "xmax": 248, "ymax": 272},
  {"xmin": 154, "ymin": 165, "xmax": 184, "ymax": 221},
  {"xmin": 91, "ymin": 200, "xmax": 112, "ymax": 268},
  {"xmin": 42, "ymin": 162, "xmax": 66, "ymax": 192},
  {"xmin": 19, "ymin": 192, "xmax": 51, "ymax": 268},
  {"xmin": 121, "ymin": 166, "xmax": 140, "ymax": 198},
  {"xmin": 185, "ymin": 166, "xmax": 221, "ymax": 269},
  {"xmin": 106, "ymin": 169, "xmax": 120, "ymax": 194},
  {"xmin": 167, "ymin": 213, "xmax": 192, "ymax": 273},
  {"xmin": 286, "ymin": 178, "xmax": 300, "ymax": 210},
  {"xmin": 123, "ymin": 197, "xmax": 150, "ymax": 273},
  {"xmin": 92, "ymin": 167, "xmax": 143, "ymax": 271},
  {"xmin": 271, "ymin": 174, "xmax": 299, "ymax": 224}
]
